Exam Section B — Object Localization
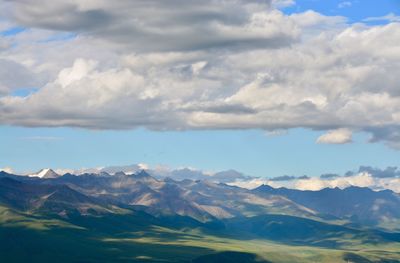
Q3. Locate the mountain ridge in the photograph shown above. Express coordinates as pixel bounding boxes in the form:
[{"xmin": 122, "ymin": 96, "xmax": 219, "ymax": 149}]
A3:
[
  {"xmin": 2, "ymin": 170, "xmax": 400, "ymax": 229},
  {"xmin": 1, "ymin": 170, "xmax": 400, "ymax": 262}
]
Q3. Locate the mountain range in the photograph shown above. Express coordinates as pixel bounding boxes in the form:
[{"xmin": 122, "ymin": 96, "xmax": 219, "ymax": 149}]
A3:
[{"xmin": 1, "ymin": 169, "xmax": 400, "ymax": 262}]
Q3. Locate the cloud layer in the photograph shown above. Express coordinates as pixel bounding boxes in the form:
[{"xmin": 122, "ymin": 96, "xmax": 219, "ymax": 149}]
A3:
[
  {"xmin": 229, "ymin": 166, "xmax": 400, "ymax": 193},
  {"xmin": 0, "ymin": 1, "xmax": 400, "ymax": 148}
]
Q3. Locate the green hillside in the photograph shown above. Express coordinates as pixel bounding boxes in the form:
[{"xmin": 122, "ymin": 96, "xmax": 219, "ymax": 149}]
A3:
[{"xmin": 1, "ymin": 204, "xmax": 400, "ymax": 263}]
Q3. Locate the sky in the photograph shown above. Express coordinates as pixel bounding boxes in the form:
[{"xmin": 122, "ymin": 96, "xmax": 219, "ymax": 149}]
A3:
[{"xmin": 1, "ymin": 0, "xmax": 400, "ymax": 179}]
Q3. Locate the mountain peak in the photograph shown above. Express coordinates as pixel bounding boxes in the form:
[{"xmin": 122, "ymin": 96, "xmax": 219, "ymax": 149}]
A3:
[
  {"xmin": 135, "ymin": 170, "xmax": 151, "ymax": 178},
  {"xmin": 30, "ymin": 168, "xmax": 59, "ymax": 179},
  {"xmin": 0, "ymin": 170, "xmax": 11, "ymax": 177},
  {"xmin": 254, "ymin": 184, "xmax": 274, "ymax": 192},
  {"xmin": 114, "ymin": 171, "xmax": 126, "ymax": 176}
]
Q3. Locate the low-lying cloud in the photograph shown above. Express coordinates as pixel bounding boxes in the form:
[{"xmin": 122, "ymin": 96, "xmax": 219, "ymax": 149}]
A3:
[{"xmin": 229, "ymin": 166, "xmax": 400, "ymax": 193}]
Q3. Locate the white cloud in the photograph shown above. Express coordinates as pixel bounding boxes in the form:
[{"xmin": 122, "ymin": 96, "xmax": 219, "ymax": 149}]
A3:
[
  {"xmin": 265, "ymin": 129, "xmax": 288, "ymax": 137},
  {"xmin": 229, "ymin": 172, "xmax": 400, "ymax": 193},
  {"xmin": 364, "ymin": 13, "xmax": 400, "ymax": 23},
  {"xmin": 0, "ymin": 2, "xmax": 400, "ymax": 148},
  {"xmin": 316, "ymin": 128, "xmax": 352, "ymax": 144},
  {"xmin": 294, "ymin": 172, "xmax": 374, "ymax": 190},
  {"xmin": 272, "ymin": 0, "xmax": 296, "ymax": 8},
  {"xmin": 229, "ymin": 178, "xmax": 270, "ymax": 189},
  {"xmin": 338, "ymin": 1, "xmax": 352, "ymax": 9}
]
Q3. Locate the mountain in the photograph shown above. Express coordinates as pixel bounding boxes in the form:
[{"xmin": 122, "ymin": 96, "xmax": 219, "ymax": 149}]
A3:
[
  {"xmin": 1, "ymin": 170, "xmax": 400, "ymax": 262},
  {"xmin": 4, "ymin": 170, "xmax": 400, "ymax": 228},
  {"xmin": 78, "ymin": 164, "xmax": 253, "ymax": 184},
  {"xmin": 28, "ymin": 168, "xmax": 59, "ymax": 179},
  {"xmin": 0, "ymin": 177, "xmax": 114, "ymax": 216},
  {"xmin": 39, "ymin": 170, "xmax": 318, "ymax": 221},
  {"xmin": 176, "ymin": 180, "xmax": 318, "ymax": 219},
  {"xmin": 224, "ymin": 214, "xmax": 385, "ymax": 248},
  {"xmin": 253, "ymin": 185, "xmax": 400, "ymax": 229}
]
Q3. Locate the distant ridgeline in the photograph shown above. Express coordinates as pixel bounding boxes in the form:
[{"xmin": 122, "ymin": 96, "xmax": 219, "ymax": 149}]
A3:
[{"xmin": 1, "ymin": 170, "xmax": 400, "ymax": 263}]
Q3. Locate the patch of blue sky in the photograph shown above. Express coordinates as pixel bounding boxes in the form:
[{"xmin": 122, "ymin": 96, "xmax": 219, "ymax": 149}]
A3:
[
  {"xmin": 39, "ymin": 32, "xmax": 77, "ymax": 43},
  {"xmin": 282, "ymin": 0, "xmax": 400, "ymax": 25},
  {"xmin": 0, "ymin": 26, "xmax": 25, "ymax": 36},
  {"xmin": 11, "ymin": 87, "xmax": 39, "ymax": 97},
  {"xmin": 1, "ymin": 126, "xmax": 399, "ymax": 177}
]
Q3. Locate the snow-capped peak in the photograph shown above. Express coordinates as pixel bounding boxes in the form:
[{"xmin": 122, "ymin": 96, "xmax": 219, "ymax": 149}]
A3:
[{"xmin": 29, "ymin": 168, "xmax": 59, "ymax": 178}]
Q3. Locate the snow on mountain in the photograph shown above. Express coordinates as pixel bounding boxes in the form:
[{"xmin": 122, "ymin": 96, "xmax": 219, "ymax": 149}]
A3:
[{"xmin": 29, "ymin": 168, "xmax": 60, "ymax": 178}]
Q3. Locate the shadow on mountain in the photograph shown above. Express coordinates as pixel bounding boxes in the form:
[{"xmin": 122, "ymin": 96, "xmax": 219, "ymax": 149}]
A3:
[
  {"xmin": 343, "ymin": 253, "xmax": 373, "ymax": 263},
  {"xmin": 223, "ymin": 214, "xmax": 364, "ymax": 248},
  {"xmin": 0, "ymin": 224, "xmax": 214, "ymax": 263},
  {"xmin": 342, "ymin": 253, "xmax": 400, "ymax": 263},
  {"xmin": 192, "ymin": 251, "xmax": 271, "ymax": 263}
]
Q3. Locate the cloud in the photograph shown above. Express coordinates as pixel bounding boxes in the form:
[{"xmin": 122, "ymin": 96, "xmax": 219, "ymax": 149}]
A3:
[
  {"xmin": 228, "ymin": 177, "xmax": 270, "ymax": 190},
  {"xmin": 338, "ymin": 1, "xmax": 352, "ymax": 9},
  {"xmin": 100, "ymin": 163, "xmax": 149, "ymax": 175},
  {"xmin": 229, "ymin": 170, "xmax": 400, "ymax": 193},
  {"xmin": 5, "ymin": 161, "xmax": 400, "ymax": 193},
  {"xmin": 0, "ymin": 59, "xmax": 40, "ymax": 95},
  {"xmin": 364, "ymin": 13, "xmax": 400, "ymax": 23},
  {"xmin": 317, "ymin": 129, "xmax": 352, "ymax": 144},
  {"xmin": 0, "ymin": 2, "xmax": 400, "ymax": 149},
  {"xmin": 356, "ymin": 166, "xmax": 400, "ymax": 178},
  {"xmin": 269, "ymin": 175, "xmax": 309, "ymax": 181},
  {"xmin": 272, "ymin": 0, "xmax": 295, "ymax": 8},
  {"xmin": 367, "ymin": 126, "xmax": 400, "ymax": 150},
  {"xmin": 4, "ymin": 0, "xmax": 298, "ymax": 52},
  {"xmin": 320, "ymin": 173, "xmax": 340, "ymax": 179},
  {"xmin": 294, "ymin": 172, "xmax": 375, "ymax": 191},
  {"xmin": 265, "ymin": 129, "xmax": 288, "ymax": 137},
  {"xmin": 212, "ymin": 170, "xmax": 252, "ymax": 183}
]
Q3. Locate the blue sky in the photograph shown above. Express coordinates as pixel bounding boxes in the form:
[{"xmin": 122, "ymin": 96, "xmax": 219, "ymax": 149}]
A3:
[
  {"xmin": 283, "ymin": 0, "xmax": 399, "ymax": 23},
  {"xmin": 1, "ymin": 126, "xmax": 399, "ymax": 177},
  {"xmin": 1, "ymin": 0, "xmax": 400, "ymax": 176}
]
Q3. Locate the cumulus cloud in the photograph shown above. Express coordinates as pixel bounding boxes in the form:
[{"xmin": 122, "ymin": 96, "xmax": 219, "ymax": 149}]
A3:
[
  {"xmin": 0, "ymin": 1, "xmax": 400, "ymax": 148},
  {"xmin": 317, "ymin": 128, "xmax": 352, "ymax": 144},
  {"xmin": 4, "ymin": 0, "xmax": 298, "ymax": 52}
]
